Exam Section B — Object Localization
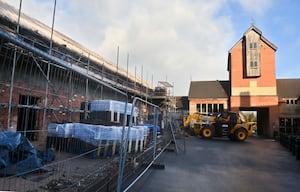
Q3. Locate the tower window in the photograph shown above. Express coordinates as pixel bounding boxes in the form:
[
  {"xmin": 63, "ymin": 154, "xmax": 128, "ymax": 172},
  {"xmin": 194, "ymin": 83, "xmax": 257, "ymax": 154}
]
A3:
[
  {"xmin": 245, "ymin": 32, "xmax": 261, "ymax": 77},
  {"xmin": 249, "ymin": 42, "xmax": 257, "ymax": 49},
  {"xmin": 253, "ymin": 42, "xmax": 257, "ymax": 48},
  {"xmin": 250, "ymin": 61, "xmax": 257, "ymax": 67}
]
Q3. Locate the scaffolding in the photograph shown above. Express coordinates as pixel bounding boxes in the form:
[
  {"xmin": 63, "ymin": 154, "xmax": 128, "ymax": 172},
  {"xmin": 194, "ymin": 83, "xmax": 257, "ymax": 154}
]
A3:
[
  {"xmin": 0, "ymin": 1, "xmax": 180, "ymax": 191},
  {"xmin": 0, "ymin": 1, "xmax": 155, "ymax": 131}
]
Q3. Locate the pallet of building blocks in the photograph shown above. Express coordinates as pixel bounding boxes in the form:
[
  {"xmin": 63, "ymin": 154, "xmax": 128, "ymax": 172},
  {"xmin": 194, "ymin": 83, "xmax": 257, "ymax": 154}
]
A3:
[{"xmin": 47, "ymin": 123, "xmax": 152, "ymax": 158}]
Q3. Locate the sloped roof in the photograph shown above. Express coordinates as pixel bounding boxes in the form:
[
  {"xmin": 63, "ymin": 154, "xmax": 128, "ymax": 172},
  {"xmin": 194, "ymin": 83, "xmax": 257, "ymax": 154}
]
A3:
[
  {"xmin": 175, "ymin": 96, "xmax": 189, "ymax": 110},
  {"xmin": 188, "ymin": 80, "xmax": 230, "ymax": 99},
  {"xmin": 277, "ymin": 79, "xmax": 300, "ymax": 98},
  {"xmin": 228, "ymin": 25, "xmax": 278, "ymax": 52},
  {"xmin": 227, "ymin": 25, "xmax": 277, "ymax": 74}
]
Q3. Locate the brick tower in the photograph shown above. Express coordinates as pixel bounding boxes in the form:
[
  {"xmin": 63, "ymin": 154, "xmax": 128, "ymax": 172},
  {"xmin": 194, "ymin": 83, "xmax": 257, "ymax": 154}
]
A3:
[{"xmin": 228, "ymin": 25, "xmax": 279, "ymax": 137}]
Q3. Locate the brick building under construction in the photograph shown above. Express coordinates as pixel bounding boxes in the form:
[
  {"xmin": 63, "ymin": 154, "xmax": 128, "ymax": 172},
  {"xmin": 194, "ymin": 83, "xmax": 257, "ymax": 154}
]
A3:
[
  {"xmin": 0, "ymin": 1, "xmax": 299, "ymax": 191},
  {"xmin": 0, "ymin": 1, "xmax": 175, "ymax": 140},
  {"xmin": 0, "ymin": 2, "xmax": 178, "ymax": 191}
]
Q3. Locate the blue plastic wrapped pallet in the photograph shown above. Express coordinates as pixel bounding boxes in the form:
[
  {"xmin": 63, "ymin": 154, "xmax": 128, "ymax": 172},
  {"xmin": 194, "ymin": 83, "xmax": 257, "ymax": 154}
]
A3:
[
  {"xmin": 90, "ymin": 100, "xmax": 137, "ymax": 116},
  {"xmin": 47, "ymin": 123, "xmax": 150, "ymax": 145},
  {"xmin": 72, "ymin": 124, "xmax": 123, "ymax": 146},
  {"xmin": 47, "ymin": 123, "xmax": 73, "ymax": 138},
  {"xmin": 138, "ymin": 123, "xmax": 160, "ymax": 134},
  {"xmin": 47, "ymin": 122, "xmax": 151, "ymax": 157}
]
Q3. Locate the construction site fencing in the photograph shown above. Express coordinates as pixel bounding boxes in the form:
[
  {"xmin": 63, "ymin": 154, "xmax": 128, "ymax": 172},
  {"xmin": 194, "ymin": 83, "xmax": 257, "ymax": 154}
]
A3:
[
  {"xmin": 0, "ymin": 22, "xmax": 173, "ymax": 192},
  {"xmin": 279, "ymin": 133, "xmax": 300, "ymax": 161},
  {"xmin": 121, "ymin": 109, "xmax": 187, "ymax": 191},
  {"xmin": 118, "ymin": 97, "xmax": 170, "ymax": 192}
]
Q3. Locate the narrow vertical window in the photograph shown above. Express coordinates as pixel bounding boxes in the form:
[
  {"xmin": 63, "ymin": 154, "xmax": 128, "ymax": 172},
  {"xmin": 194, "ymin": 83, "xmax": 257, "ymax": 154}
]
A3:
[
  {"xmin": 208, "ymin": 104, "xmax": 212, "ymax": 113},
  {"xmin": 219, "ymin": 104, "xmax": 224, "ymax": 112},
  {"xmin": 213, "ymin": 104, "xmax": 218, "ymax": 113},
  {"xmin": 253, "ymin": 42, "xmax": 257, "ymax": 48},
  {"xmin": 202, "ymin": 104, "xmax": 206, "ymax": 113},
  {"xmin": 196, "ymin": 104, "xmax": 201, "ymax": 112}
]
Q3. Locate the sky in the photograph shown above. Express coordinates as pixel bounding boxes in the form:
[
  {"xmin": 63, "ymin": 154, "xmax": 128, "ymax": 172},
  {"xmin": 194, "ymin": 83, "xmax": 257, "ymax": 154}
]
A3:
[{"xmin": 7, "ymin": 0, "xmax": 300, "ymax": 96}]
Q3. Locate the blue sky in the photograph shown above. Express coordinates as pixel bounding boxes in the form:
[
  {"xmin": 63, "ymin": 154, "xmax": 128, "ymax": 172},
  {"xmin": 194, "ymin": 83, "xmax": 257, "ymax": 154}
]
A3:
[{"xmin": 7, "ymin": 0, "xmax": 300, "ymax": 95}]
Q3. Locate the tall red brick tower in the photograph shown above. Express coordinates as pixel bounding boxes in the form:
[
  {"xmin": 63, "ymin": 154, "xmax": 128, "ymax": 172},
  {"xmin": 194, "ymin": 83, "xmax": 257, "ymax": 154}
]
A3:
[{"xmin": 228, "ymin": 25, "xmax": 279, "ymax": 137}]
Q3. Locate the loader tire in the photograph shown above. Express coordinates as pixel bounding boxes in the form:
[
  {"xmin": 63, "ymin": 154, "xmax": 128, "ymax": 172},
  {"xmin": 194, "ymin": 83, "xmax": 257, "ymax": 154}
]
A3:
[
  {"xmin": 234, "ymin": 128, "xmax": 247, "ymax": 142},
  {"xmin": 202, "ymin": 125, "xmax": 215, "ymax": 139}
]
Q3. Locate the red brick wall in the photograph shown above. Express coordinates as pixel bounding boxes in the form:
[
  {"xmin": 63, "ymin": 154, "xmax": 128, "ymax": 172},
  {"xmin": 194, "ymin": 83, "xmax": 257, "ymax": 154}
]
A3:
[
  {"xmin": 230, "ymin": 40, "xmax": 277, "ymax": 89},
  {"xmin": 229, "ymin": 33, "xmax": 279, "ymax": 137},
  {"xmin": 0, "ymin": 81, "xmax": 83, "ymax": 131},
  {"xmin": 230, "ymin": 96, "xmax": 278, "ymax": 108}
]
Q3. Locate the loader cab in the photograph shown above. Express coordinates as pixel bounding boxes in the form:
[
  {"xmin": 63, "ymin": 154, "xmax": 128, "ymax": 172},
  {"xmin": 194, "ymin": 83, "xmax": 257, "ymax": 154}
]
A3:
[{"xmin": 213, "ymin": 112, "xmax": 238, "ymax": 137}]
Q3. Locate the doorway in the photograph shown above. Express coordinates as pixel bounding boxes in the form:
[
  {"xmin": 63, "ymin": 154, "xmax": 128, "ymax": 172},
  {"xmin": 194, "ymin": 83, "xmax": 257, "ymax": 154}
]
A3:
[
  {"xmin": 256, "ymin": 108, "xmax": 269, "ymax": 136},
  {"xmin": 239, "ymin": 110, "xmax": 257, "ymax": 135},
  {"xmin": 17, "ymin": 95, "xmax": 39, "ymax": 141},
  {"xmin": 239, "ymin": 107, "xmax": 270, "ymax": 137}
]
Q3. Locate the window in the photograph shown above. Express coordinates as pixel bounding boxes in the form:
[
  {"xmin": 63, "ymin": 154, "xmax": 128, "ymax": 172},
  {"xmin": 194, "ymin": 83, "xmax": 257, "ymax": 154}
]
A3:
[
  {"xmin": 250, "ymin": 61, "xmax": 257, "ymax": 67},
  {"xmin": 219, "ymin": 104, "xmax": 224, "ymax": 112},
  {"xmin": 286, "ymin": 100, "xmax": 289, "ymax": 104},
  {"xmin": 279, "ymin": 118, "xmax": 285, "ymax": 126},
  {"xmin": 213, "ymin": 104, "xmax": 218, "ymax": 113},
  {"xmin": 249, "ymin": 42, "xmax": 257, "ymax": 49},
  {"xmin": 196, "ymin": 104, "xmax": 201, "ymax": 112},
  {"xmin": 253, "ymin": 42, "xmax": 257, "ymax": 48},
  {"xmin": 114, "ymin": 112, "xmax": 118, "ymax": 122},
  {"xmin": 208, "ymin": 104, "xmax": 212, "ymax": 113},
  {"xmin": 295, "ymin": 100, "xmax": 298, "ymax": 104},
  {"xmin": 202, "ymin": 104, "xmax": 206, "ymax": 113},
  {"xmin": 286, "ymin": 118, "xmax": 292, "ymax": 127},
  {"xmin": 291, "ymin": 100, "xmax": 294, "ymax": 104}
]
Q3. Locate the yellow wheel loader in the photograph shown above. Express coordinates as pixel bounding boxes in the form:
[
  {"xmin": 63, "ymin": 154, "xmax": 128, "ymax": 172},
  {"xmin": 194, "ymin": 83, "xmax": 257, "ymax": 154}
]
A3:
[
  {"xmin": 183, "ymin": 113, "xmax": 216, "ymax": 135},
  {"xmin": 183, "ymin": 112, "xmax": 255, "ymax": 142}
]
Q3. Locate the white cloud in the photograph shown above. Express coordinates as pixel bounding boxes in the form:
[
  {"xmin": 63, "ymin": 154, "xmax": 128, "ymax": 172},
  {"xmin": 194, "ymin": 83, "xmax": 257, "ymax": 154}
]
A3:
[
  {"xmin": 93, "ymin": 0, "xmax": 235, "ymax": 95},
  {"xmin": 8, "ymin": 0, "xmax": 263, "ymax": 95},
  {"xmin": 233, "ymin": 0, "xmax": 273, "ymax": 16}
]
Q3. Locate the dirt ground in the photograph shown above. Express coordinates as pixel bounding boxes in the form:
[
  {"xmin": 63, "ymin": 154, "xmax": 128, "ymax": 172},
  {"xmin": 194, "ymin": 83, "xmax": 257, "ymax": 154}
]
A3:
[{"xmin": 0, "ymin": 149, "xmax": 121, "ymax": 192}]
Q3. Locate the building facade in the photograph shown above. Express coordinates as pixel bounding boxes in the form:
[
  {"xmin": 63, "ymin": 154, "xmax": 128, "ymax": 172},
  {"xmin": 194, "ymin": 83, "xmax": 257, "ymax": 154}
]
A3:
[{"xmin": 188, "ymin": 25, "xmax": 300, "ymax": 138}]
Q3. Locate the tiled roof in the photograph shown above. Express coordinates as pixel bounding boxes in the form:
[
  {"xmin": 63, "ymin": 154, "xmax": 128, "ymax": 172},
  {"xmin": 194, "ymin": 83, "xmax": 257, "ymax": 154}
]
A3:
[
  {"xmin": 188, "ymin": 80, "xmax": 230, "ymax": 98},
  {"xmin": 277, "ymin": 79, "xmax": 300, "ymax": 98}
]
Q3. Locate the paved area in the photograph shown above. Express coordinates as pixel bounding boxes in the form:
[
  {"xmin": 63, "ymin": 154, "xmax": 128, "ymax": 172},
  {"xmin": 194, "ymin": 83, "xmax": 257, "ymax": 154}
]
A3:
[{"xmin": 128, "ymin": 136, "xmax": 300, "ymax": 192}]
